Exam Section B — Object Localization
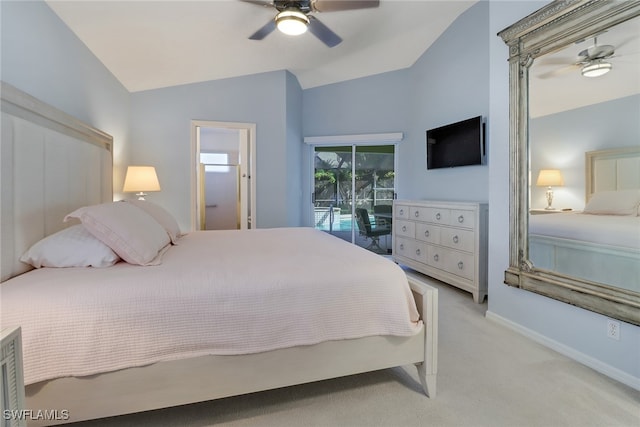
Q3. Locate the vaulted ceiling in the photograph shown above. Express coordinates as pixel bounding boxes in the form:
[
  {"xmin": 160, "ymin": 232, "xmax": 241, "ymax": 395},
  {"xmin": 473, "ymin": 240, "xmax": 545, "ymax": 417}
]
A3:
[{"xmin": 45, "ymin": 0, "xmax": 476, "ymax": 92}]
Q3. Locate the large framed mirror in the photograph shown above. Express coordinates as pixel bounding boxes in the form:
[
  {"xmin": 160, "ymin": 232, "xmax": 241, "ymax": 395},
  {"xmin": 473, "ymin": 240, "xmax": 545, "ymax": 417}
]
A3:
[{"xmin": 498, "ymin": 0, "xmax": 640, "ymax": 326}]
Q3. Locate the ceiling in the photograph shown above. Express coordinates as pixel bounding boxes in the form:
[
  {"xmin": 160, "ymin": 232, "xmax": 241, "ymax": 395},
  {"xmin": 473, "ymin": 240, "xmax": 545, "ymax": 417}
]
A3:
[
  {"xmin": 529, "ymin": 14, "xmax": 640, "ymax": 118},
  {"xmin": 45, "ymin": 0, "xmax": 476, "ymax": 92}
]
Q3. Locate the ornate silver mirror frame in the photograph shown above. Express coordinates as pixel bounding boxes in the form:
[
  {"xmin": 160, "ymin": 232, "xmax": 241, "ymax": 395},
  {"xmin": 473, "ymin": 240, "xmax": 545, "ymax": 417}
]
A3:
[{"xmin": 498, "ymin": 0, "xmax": 640, "ymax": 326}]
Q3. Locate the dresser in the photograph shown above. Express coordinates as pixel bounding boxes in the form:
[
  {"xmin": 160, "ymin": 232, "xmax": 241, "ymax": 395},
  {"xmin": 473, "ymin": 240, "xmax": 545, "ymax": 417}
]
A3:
[{"xmin": 392, "ymin": 200, "xmax": 488, "ymax": 303}]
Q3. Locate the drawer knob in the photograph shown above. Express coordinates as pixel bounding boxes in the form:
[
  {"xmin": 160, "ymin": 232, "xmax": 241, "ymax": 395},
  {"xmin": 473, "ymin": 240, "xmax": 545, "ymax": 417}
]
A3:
[
  {"xmin": 416, "ymin": 249, "xmax": 421, "ymax": 256},
  {"xmin": 435, "ymin": 213, "xmax": 441, "ymax": 220},
  {"xmin": 433, "ymin": 254, "xmax": 439, "ymax": 262},
  {"xmin": 414, "ymin": 211, "xmax": 420, "ymax": 218},
  {"xmin": 453, "ymin": 235, "xmax": 459, "ymax": 244},
  {"xmin": 458, "ymin": 215, "xmax": 464, "ymax": 223},
  {"xmin": 399, "ymin": 209, "xmax": 404, "ymax": 215},
  {"xmin": 458, "ymin": 261, "xmax": 464, "ymax": 269},
  {"xmin": 402, "ymin": 225, "xmax": 407, "ymax": 232},
  {"xmin": 399, "ymin": 243, "xmax": 404, "ymax": 250},
  {"xmin": 424, "ymin": 230, "xmax": 430, "ymax": 237}
]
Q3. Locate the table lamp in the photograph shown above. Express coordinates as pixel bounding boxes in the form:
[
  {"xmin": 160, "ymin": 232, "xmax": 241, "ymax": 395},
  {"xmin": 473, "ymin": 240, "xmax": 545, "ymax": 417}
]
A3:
[
  {"xmin": 536, "ymin": 169, "xmax": 564, "ymax": 210},
  {"xmin": 123, "ymin": 166, "xmax": 161, "ymax": 200}
]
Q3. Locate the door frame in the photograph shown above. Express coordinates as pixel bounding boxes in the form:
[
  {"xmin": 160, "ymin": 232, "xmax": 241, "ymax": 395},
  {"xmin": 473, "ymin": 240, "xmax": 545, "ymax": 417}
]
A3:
[
  {"xmin": 305, "ymin": 132, "xmax": 403, "ymax": 244},
  {"xmin": 190, "ymin": 120, "xmax": 256, "ymax": 231}
]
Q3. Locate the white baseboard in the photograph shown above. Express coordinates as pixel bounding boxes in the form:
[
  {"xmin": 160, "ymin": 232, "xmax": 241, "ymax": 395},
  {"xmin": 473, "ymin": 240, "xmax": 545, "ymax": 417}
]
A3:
[{"xmin": 485, "ymin": 310, "xmax": 640, "ymax": 391}]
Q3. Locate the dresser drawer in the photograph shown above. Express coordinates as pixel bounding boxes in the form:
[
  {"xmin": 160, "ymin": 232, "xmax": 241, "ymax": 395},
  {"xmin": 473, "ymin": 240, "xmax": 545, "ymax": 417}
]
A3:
[
  {"xmin": 426, "ymin": 245, "xmax": 446, "ymax": 270},
  {"xmin": 426, "ymin": 246, "xmax": 475, "ymax": 281},
  {"xmin": 427, "ymin": 207, "xmax": 450, "ymax": 225},
  {"xmin": 441, "ymin": 228, "xmax": 475, "ymax": 252},
  {"xmin": 450, "ymin": 209, "xmax": 475, "ymax": 229},
  {"xmin": 395, "ymin": 204, "xmax": 410, "ymax": 219},
  {"xmin": 409, "ymin": 206, "xmax": 429, "ymax": 221},
  {"xmin": 395, "ymin": 237, "xmax": 427, "ymax": 263},
  {"xmin": 444, "ymin": 250, "xmax": 475, "ymax": 281},
  {"xmin": 415, "ymin": 223, "xmax": 441, "ymax": 244},
  {"xmin": 395, "ymin": 220, "xmax": 415, "ymax": 238}
]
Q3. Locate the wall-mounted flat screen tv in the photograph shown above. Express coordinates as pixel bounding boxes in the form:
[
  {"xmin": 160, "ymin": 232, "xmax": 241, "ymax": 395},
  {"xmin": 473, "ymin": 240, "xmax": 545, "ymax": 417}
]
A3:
[{"xmin": 426, "ymin": 116, "xmax": 485, "ymax": 169}]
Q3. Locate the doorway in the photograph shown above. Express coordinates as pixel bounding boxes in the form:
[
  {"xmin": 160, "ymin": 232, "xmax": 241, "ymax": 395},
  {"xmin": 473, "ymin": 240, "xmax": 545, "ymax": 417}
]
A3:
[
  {"xmin": 313, "ymin": 144, "xmax": 396, "ymax": 253},
  {"xmin": 191, "ymin": 121, "xmax": 256, "ymax": 231}
]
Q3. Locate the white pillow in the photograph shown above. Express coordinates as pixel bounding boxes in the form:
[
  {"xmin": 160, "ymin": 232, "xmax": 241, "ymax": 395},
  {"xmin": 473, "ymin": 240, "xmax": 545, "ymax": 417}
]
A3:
[
  {"xmin": 20, "ymin": 225, "xmax": 120, "ymax": 268},
  {"xmin": 583, "ymin": 189, "xmax": 640, "ymax": 216},
  {"xmin": 65, "ymin": 201, "xmax": 171, "ymax": 266},
  {"xmin": 125, "ymin": 199, "xmax": 182, "ymax": 244}
]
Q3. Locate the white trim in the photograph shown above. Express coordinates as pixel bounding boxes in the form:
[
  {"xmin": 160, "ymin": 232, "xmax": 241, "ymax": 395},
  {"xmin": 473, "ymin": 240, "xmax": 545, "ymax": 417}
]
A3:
[
  {"xmin": 190, "ymin": 120, "xmax": 256, "ymax": 231},
  {"xmin": 309, "ymin": 141, "xmax": 399, "ymax": 240},
  {"xmin": 304, "ymin": 132, "xmax": 403, "ymax": 146},
  {"xmin": 485, "ymin": 310, "xmax": 640, "ymax": 391}
]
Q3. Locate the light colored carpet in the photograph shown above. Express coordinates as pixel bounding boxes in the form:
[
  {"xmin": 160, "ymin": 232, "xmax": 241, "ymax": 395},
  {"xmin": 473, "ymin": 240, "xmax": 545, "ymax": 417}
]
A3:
[{"xmin": 71, "ymin": 276, "xmax": 640, "ymax": 427}]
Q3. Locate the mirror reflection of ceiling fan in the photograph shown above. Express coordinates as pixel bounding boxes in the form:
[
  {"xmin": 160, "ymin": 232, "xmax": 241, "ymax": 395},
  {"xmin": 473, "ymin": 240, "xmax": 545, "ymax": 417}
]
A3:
[
  {"xmin": 538, "ymin": 33, "xmax": 636, "ymax": 79},
  {"xmin": 242, "ymin": 0, "xmax": 380, "ymax": 47}
]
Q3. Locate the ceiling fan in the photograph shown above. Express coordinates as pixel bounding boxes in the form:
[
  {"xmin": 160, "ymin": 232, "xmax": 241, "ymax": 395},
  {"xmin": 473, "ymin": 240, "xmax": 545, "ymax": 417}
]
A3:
[
  {"xmin": 576, "ymin": 36, "xmax": 616, "ymax": 77},
  {"xmin": 538, "ymin": 34, "xmax": 622, "ymax": 79},
  {"xmin": 242, "ymin": 0, "xmax": 380, "ymax": 47}
]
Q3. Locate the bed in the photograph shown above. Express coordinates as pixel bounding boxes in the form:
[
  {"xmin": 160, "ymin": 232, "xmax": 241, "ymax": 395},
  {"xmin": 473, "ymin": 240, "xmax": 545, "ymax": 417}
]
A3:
[
  {"xmin": 529, "ymin": 147, "xmax": 640, "ymax": 293},
  {"xmin": 0, "ymin": 82, "xmax": 438, "ymax": 426}
]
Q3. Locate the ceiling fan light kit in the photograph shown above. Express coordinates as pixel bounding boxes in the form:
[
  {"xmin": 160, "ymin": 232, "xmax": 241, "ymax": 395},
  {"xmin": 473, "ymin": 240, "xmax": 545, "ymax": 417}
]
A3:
[
  {"xmin": 582, "ymin": 60, "xmax": 612, "ymax": 77},
  {"xmin": 245, "ymin": 0, "xmax": 379, "ymax": 47},
  {"xmin": 276, "ymin": 9, "xmax": 309, "ymax": 35}
]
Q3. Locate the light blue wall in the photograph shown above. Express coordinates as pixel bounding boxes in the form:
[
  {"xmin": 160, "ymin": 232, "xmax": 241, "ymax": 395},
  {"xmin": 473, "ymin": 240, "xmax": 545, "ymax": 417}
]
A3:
[
  {"xmin": 405, "ymin": 1, "xmax": 490, "ymax": 202},
  {"xmin": 129, "ymin": 71, "xmax": 299, "ymax": 231},
  {"xmin": 488, "ymin": 1, "xmax": 640, "ymax": 387},
  {"xmin": 0, "ymin": 0, "xmax": 131, "ymax": 196},
  {"xmin": 302, "ymin": 1, "xmax": 490, "ymax": 212},
  {"xmin": 286, "ymin": 71, "xmax": 303, "ymax": 226},
  {"xmin": 530, "ymin": 94, "xmax": 640, "ymax": 210},
  {"xmin": 302, "ymin": 68, "xmax": 411, "ymax": 224}
]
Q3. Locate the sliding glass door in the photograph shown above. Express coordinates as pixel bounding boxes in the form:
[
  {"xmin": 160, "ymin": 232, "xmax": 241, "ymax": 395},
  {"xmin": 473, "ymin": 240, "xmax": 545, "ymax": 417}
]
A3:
[{"xmin": 313, "ymin": 144, "xmax": 395, "ymax": 254}]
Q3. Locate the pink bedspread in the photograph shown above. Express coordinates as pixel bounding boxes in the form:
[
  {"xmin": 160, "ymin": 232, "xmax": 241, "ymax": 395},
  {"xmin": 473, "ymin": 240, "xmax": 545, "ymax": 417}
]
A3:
[{"xmin": 1, "ymin": 228, "xmax": 422, "ymax": 385}]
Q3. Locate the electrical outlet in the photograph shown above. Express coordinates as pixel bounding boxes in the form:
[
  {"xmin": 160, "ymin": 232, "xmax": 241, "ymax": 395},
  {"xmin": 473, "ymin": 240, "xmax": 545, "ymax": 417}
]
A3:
[{"xmin": 607, "ymin": 319, "xmax": 620, "ymax": 341}]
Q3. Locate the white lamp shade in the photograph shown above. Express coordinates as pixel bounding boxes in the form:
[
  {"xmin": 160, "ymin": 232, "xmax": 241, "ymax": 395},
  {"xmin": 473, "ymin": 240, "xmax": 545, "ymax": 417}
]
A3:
[
  {"xmin": 536, "ymin": 169, "xmax": 564, "ymax": 187},
  {"xmin": 123, "ymin": 166, "xmax": 161, "ymax": 192}
]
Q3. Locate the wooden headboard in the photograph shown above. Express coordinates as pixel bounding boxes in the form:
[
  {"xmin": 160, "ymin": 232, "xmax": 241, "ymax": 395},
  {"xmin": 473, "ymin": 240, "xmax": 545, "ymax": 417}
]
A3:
[
  {"xmin": 1, "ymin": 82, "xmax": 113, "ymax": 281},
  {"xmin": 585, "ymin": 146, "xmax": 640, "ymax": 203}
]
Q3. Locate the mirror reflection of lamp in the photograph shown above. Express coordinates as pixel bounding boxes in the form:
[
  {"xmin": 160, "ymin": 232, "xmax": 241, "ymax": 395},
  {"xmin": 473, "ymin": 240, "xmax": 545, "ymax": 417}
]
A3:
[
  {"xmin": 536, "ymin": 169, "xmax": 564, "ymax": 210},
  {"xmin": 123, "ymin": 166, "xmax": 161, "ymax": 200}
]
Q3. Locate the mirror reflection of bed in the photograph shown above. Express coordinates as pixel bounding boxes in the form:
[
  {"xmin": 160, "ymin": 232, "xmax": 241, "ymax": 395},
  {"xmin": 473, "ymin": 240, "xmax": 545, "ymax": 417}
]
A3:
[
  {"xmin": 528, "ymin": 148, "xmax": 640, "ymax": 292},
  {"xmin": 528, "ymin": 14, "xmax": 640, "ymax": 294}
]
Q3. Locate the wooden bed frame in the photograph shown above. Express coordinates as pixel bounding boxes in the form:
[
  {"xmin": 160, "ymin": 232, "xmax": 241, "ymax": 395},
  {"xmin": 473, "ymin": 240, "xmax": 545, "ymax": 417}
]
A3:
[
  {"xmin": 529, "ymin": 146, "xmax": 640, "ymax": 293},
  {"xmin": 0, "ymin": 82, "xmax": 438, "ymax": 426}
]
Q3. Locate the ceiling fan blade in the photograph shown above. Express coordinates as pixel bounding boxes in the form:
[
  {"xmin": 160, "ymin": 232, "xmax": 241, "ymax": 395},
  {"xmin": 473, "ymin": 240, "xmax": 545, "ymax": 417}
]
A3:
[
  {"xmin": 249, "ymin": 19, "xmax": 277, "ymax": 40},
  {"xmin": 613, "ymin": 36, "xmax": 638, "ymax": 52},
  {"xmin": 239, "ymin": 0, "xmax": 274, "ymax": 7},
  {"xmin": 311, "ymin": 0, "xmax": 379, "ymax": 13},
  {"xmin": 537, "ymin": 64, "xmax": 579, "ymax": 79},
  {"xmin": 308, "ymin": 15, "xmax": 342, "ymax": 47},
  {"xmin": 536, "ymin": 56, "xmax": 579, "ymax": 66}
]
